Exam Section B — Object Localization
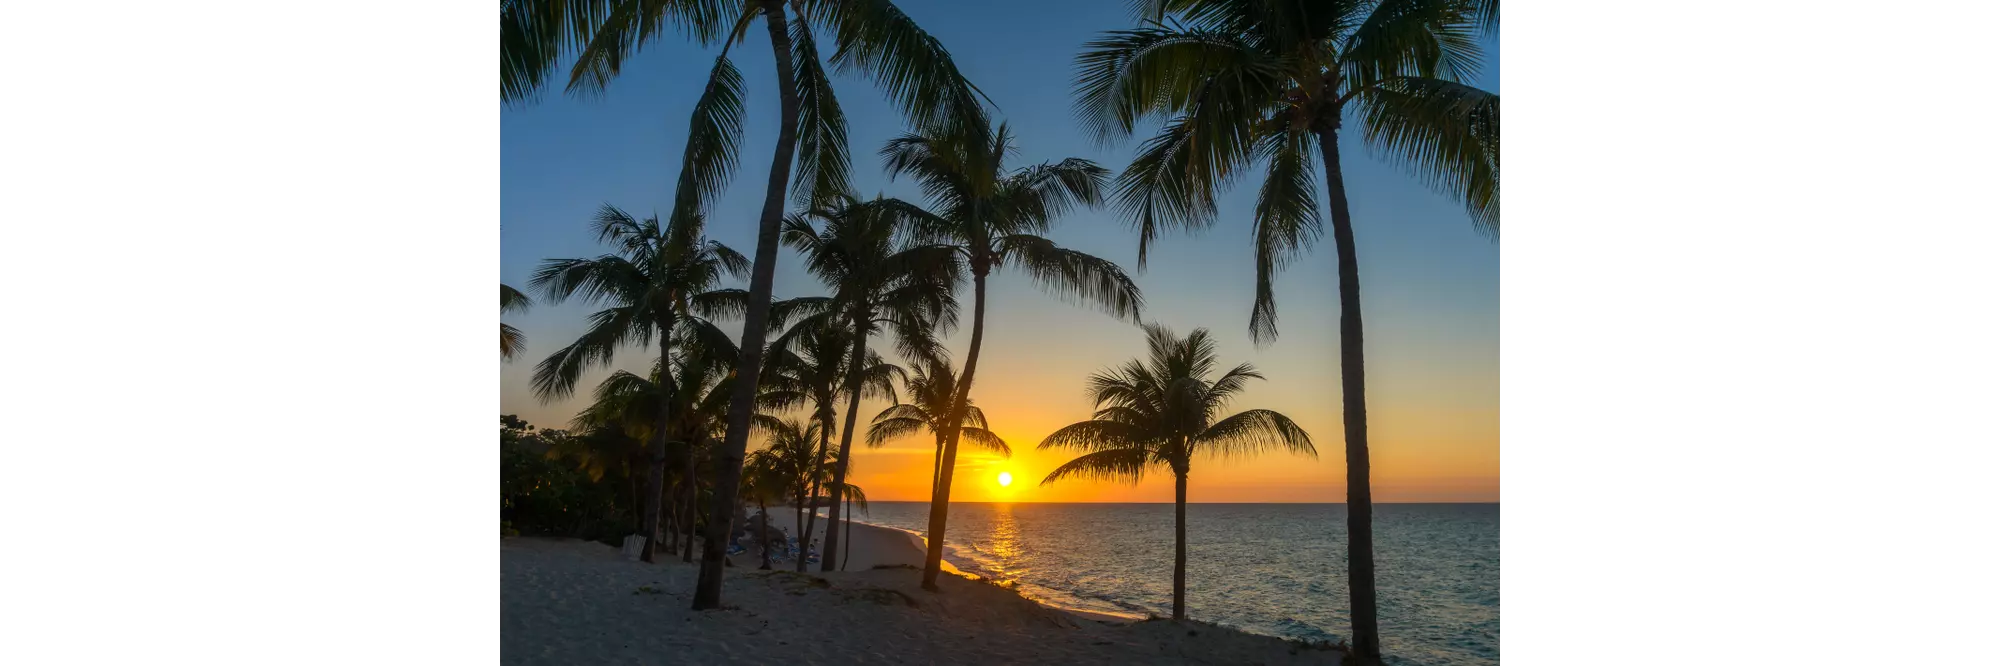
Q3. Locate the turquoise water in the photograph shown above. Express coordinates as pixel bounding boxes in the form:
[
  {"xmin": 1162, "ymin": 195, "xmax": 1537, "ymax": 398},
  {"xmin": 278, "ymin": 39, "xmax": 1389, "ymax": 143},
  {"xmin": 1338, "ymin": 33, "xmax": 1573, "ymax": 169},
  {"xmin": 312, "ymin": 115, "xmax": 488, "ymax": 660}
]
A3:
[{"xmin": 852, "ymin": 502, "xmax": 1498, "ymax": 666}]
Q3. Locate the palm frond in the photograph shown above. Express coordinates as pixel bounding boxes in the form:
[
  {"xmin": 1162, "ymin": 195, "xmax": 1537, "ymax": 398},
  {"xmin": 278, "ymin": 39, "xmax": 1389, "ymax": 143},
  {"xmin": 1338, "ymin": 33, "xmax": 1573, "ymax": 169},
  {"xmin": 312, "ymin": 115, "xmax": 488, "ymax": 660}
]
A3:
[
  {"xmin": 665, "ymin": 54, "xmax": 747, "ymax": 229},
  {"xmin": 817, "ymin": 0, "xmax": 992, "ymax": 138},
  {"xmin": 1071, "ymin": 24, "xmax": 1272, "ymax": 143},
  {"xmin": 1356, "ymin": 76, "xmax": 1499, "ymax": 233},
  {"xmin": 502, "ymin": 323, "xmax": 527, "ymax": 361},
  {"xmin": 1341, "ymin": 0, "xmax": 1486, "ymax": 87},
  {"xmin": 1249, "ymin": 126, "xmax": 1322, "ymax": 344},
  {"xmin": 531, "ymin": 305, "xmax": 647, "ymax": 401},
  {"xmin": 1195, "ymin": 409, "xmax": 1316, "ymax": 460},
  {"xmin": 959, "ymin": 427, "xmax": 1011, "ymax": 457},
  {"xmin": 791, "ymin": 16, "xmax": 852, "ymax": 207},
  {"xmin": 997, "ymin": 235, "xmax": 1144, "ymax": 323},
  {"xmin": 1038, "ymin": 419, "xmax": 1148, "ymax": 453},
  {"xmin": 866, "ymin": 415, "xmax": 927, "ymax": 446},
  {"xmin": 501, "ymin": 283, "xmax": 535, "ymax": 313},
  {"xmin": 1039, "ymin": 447, "xmax": 1150, "ymax": 486}
]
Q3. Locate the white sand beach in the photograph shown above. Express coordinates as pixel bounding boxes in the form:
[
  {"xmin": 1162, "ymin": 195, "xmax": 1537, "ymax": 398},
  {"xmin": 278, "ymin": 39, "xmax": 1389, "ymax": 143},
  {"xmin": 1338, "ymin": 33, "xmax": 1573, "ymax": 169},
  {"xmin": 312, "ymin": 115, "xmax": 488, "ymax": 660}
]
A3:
[{"xmin": 502, "ymin": 523, "xmax": 1344, "ymax": 665}]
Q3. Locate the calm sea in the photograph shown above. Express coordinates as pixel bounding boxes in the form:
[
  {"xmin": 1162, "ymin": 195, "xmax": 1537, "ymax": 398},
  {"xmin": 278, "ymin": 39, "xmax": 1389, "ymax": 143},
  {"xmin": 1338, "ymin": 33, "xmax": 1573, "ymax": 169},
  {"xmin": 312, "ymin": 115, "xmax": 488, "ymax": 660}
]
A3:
[{"xmin": 849, "ymin": 502, "xmax": 1497, "ymax": 666}]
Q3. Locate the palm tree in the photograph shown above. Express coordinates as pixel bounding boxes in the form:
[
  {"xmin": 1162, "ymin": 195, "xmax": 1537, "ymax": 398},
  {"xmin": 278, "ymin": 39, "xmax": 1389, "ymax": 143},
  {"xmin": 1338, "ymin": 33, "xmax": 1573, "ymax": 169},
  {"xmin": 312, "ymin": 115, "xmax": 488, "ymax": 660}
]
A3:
[
  {"xmin": 757, "ymin": 320, "xmax": 902, "ymax": 571},
  {"xmin": 741, "ymin": 449, "xmax": 788, "ymax": 569},
  {"xmin": 1038, "ymin": 324, "xmax": 1314, "ymax": 621},
  {"xmin": 502, "ymin": 284, "xmax": 533, "ymax": 360},
  {"xmin": 879, "ymin": 122, "xmax": 1145, "ymax": 588},
  {"xmin": 499, "ymin": 0, "xmax": 992, "ymax": 608},
  {"xmin": 867, "ymin": 356, "xmax": 1010, "ymax": 499},
  {"xmin": 753, "ymin": 417, "xmax": 837, "ymax": 565},
  {"xmin": 529, "ymin": 204, "xmax": 750, "ymax": 563},
  {"xmin": 1072, "ymin": 1, "xmax": 1498, "ymax": 656},
  {"xmin": 781, "ymin": 195, "xmax": 962, "ymax": 572}
]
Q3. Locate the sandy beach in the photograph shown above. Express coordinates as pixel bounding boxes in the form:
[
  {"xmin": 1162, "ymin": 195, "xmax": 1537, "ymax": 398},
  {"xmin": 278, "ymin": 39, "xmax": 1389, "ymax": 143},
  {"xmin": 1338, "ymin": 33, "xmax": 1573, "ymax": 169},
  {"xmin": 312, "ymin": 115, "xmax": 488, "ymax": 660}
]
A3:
[{"xmin": 502, "ymin": 522, "xmax": 1344, "ymax": 665}]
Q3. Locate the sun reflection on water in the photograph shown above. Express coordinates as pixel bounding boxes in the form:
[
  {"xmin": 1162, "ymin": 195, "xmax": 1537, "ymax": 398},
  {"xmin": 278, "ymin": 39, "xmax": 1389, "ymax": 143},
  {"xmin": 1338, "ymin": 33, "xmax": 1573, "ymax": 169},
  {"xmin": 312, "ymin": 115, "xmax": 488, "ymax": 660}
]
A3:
[{"xmin": 980, "ymin": 503, "xmax": 1026, "ymax": 585}]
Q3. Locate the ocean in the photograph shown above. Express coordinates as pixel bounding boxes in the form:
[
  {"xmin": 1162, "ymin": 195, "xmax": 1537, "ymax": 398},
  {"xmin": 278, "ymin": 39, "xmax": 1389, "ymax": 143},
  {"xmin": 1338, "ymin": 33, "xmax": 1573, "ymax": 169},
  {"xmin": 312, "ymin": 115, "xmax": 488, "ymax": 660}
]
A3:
[{"xmin": 845, "ymin": 502, "xmax": 1498, "ymax": 666}]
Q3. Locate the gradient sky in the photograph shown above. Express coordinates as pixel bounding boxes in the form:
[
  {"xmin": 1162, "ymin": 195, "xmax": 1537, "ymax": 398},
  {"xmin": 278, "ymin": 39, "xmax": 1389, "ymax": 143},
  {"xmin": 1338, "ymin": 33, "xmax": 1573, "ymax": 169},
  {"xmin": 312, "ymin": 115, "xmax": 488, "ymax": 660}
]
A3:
[{"xmin": 502, "ymin": 0, "xmax": 1498, "ymax": 503}]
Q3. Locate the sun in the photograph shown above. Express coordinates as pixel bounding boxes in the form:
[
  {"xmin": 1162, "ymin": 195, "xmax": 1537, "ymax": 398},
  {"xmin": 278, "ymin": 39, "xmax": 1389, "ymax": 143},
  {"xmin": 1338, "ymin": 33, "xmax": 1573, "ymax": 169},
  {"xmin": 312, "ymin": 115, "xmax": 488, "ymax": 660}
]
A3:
[{"xmin": 996, "ymin": 471, "xmax": 1013, "ymax": 487}]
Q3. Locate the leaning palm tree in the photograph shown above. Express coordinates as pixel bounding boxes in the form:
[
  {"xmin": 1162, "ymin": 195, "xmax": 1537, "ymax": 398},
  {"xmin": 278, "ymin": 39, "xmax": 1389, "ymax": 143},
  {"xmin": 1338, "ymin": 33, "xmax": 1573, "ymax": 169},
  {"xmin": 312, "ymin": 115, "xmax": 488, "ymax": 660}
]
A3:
[
  {"xmin": 500, "ymin": 0, "xmax": 991, "ymax": 608},
  {"xmin": 782, "ymin": 194, "xmax": 961, "ymax": 571},
  {"xmin": 1039, "ymin": 324, "xmax": 1314, "ymax": 622},
  {"xmin": 502, "ymin": 284, "xmax": 533, "ymax": 360},
  {"xmin": 880, "ymin": 121, "xmax": 1145, "ymax": 588},
  {"xmin": 529, "ymin": 204, "xmax": 750, "ymax": 563},
  {"xmin": 868, "ymin": 356, "xmax": 1010, "ymax": 499},
  {"xmin": 1072, "ymin": 1, "xmax": 1497, "ymax": 656}
]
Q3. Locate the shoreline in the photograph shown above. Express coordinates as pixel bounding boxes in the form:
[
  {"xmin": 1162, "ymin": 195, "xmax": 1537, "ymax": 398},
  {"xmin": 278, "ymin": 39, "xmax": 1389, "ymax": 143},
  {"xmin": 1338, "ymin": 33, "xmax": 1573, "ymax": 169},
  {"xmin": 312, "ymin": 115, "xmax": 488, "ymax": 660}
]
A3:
[
  {"xmin": 829, "ymin": 517, "xmax": 1150, "ymax": 625},
  {"xmin": 502, "ymin": 536, "xmax": 1343, "ymax": 665}
]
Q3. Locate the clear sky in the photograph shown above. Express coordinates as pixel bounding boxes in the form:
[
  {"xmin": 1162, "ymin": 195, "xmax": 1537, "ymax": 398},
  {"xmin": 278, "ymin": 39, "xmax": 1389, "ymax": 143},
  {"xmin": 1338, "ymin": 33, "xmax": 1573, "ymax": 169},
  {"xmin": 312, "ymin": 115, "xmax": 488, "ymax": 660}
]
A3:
[{"xmin": 502, "ymin": 0, "xmax": 1498, "ymax": 503}]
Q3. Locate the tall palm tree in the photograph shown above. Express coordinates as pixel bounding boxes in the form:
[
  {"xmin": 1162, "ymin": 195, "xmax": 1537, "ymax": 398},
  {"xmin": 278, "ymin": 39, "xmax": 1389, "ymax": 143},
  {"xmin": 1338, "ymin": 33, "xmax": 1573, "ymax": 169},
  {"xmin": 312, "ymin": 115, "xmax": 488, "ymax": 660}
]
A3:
[
  {"xmin": 781, "ymin": 195, "xmax": 962, "ymax": 572},
  {"xmin": 879, "ymin": 122, "xmax": 1145, "ymax": 588},
  {"xmin": 498, "ymin": 0, "xmax": 992, "ymax": 608},
  {"xmin": 1039, "ymin": 324, "xmax": 1314, "ymax": 622},
  {"xmin": 1072, "ymin": 1, "xmax": 1498, "ymax": 656},
  {"xmin": 868, "ymin": 356, "xmax": 1010, "ymax": 498},
  {"xmin": 529, "ymin": 204, "xmax": 750, "ymax": 563},
  {"xmin": 757, "ymin": 320, "xmax": 902, "ymax": 571},
  {"xmin": 502, "ymin": 284, "xmax": 533, "ymax": 360}
]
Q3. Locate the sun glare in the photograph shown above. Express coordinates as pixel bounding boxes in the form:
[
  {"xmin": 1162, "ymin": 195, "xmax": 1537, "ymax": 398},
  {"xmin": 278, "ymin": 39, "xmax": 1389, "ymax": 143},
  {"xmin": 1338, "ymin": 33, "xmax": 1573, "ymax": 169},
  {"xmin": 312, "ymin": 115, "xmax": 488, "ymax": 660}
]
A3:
[{"xmin": 996, "ymin": 471, "xmax": 1013, "ymax": 487}]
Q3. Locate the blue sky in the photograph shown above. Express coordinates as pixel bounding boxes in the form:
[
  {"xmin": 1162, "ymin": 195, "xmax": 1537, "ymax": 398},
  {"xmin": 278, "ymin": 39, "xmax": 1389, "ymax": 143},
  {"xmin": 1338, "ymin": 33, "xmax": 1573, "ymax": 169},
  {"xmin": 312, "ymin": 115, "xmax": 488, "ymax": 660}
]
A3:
[{"xmin": 502, "ymin": 0, "xmax": 1499, "ymax": 501}]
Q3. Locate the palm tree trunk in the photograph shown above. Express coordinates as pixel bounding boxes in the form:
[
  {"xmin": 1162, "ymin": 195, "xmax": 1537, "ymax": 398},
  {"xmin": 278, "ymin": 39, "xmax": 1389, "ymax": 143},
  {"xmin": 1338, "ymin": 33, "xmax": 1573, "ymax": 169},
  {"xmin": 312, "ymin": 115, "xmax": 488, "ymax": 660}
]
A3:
[
  {"xmin": 931, "ymin": 439, "xmax": 945, "ymax": 497},
  {"xmin": 1317, "ymin": 126, "xmax": 1380, "ymax": 659},
  {"xmin": 841, "ymin": 494, "xmax": 853, "ymax": 571},
  {"xmin": 640, "ymin": 332, "xmax": 675, "ymax": 563},
  {"xmin": 1173, "ymin": 470, "xmax": 1188, "ymax": 621},
  {"xmin": 758, "ymin": 501, "xmax": 773, "ymax": 570},
  {"xmin": 693, "ymin": 0, "xmax": 800, "ymax": 610},
  {"xmin": 923, "ymin": 266, "xmax": 989, "ymax": 589},
  {"xmin": 800, "ymin": 419, "xmax": 831, "ymax": 572},
  {"xmin": 682, "ymin": 439, "xmax": 698, "ymax": 562},
  {"xmin": 822, "ymin": 316, "xmax": 870, "ymax": 571}
]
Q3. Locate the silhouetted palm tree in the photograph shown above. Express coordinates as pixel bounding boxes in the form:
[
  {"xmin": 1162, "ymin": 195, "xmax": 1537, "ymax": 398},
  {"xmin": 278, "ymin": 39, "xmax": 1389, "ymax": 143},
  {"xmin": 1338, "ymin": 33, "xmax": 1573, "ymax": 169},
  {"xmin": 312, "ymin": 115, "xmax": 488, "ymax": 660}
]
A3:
[
  {"xmin": 1073, "ymin": 2, "xmax": 1497, "ymax": 656},
  {"xmin": 741, "ymin": 447, "xmax": 787, "ymax": 569},
  {"xmin": 502, "ymin": 284, "xmax": 533, "ymax": 360},
  {"xmin": 1039, "ymin": 324, "xmax": 1314, "ymax": 621},
  {"xmin": 879, "ymin": 121, "xmax": 1143, "ymax": 588},
  {"xmin": 499, "ymin": 0, "xmax": 992, "ymax": 608},
  {"xmin": 868, "ymin": 356, "xmax": 1010, "ymax": 498},
  {"xmin": 758, "ymin": 320, "xmax": 902, "ymax": 571},
  {"xmin": 529, "ymin": 204, "xmax": 749, "ymax": 563},
  {"xmin": 781, "ymin": 195, "xmax": 957, "ymax": 571},
  {"xmin": 753, "ymin": 417, "xmax": 838, "ymax": 566}
]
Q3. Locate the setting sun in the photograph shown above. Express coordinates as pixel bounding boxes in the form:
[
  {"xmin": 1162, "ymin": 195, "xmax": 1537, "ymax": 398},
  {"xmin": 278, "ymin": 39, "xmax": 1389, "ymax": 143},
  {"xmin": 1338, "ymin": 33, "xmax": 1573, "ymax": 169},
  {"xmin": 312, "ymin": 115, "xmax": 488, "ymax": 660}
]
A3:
[{"xmin": 996, "ymin": 471, "xmax": 1013, "ymax": 487}]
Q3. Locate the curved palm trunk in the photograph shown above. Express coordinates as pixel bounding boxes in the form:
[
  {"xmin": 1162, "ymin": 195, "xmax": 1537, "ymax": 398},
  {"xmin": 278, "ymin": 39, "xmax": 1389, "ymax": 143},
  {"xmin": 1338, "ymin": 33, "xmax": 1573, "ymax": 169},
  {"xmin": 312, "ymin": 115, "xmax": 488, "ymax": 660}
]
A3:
[
  {"xmin": 799, "ymin": 420, "xmax": 831, "ymax": 572},
  {"xmin": 1173, "ymin": 469, "xmax": 1188, "ymax": 621},
  {"xmin": 923, "ymin": 268, "xmax": 988, "ymax": 589},
  {"xmin": 640, "ymin": 332, "xmax": 675, "ymax": 563},
  {"xmin": 758, "ymin": 500, "xmax": 773, "ymax": 569},
  {"xmin": 682, "ymin": 439, "xmax": 698, "ymax": 562},
  {"xmin": 822, "ymin": 317, "xmax": 870, "ymax": 571},
  {"xmin": 1318, "ymin": 127, "xmax": 1380, "ymax": 659},
  {"xmin": 694, "ymin": 0, "xmax": 800, "ymax": 610}
]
